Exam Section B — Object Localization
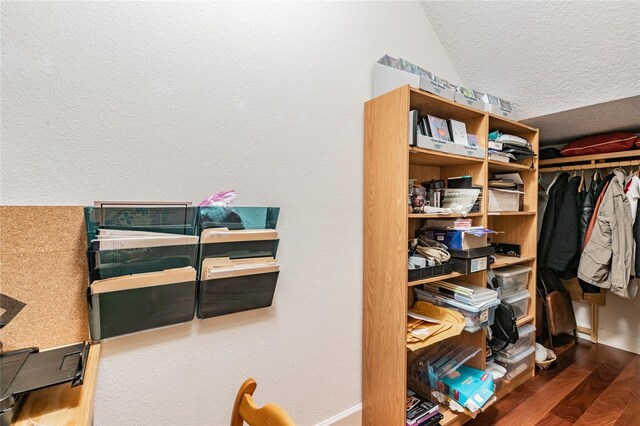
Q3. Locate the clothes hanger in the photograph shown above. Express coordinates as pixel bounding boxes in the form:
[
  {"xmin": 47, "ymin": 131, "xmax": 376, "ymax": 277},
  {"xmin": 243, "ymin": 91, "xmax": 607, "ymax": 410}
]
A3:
[
  {"xmin": 547, "ymin": 168, "xmax": 562, "ymax": 194},
  {"xmin": 579, "ymin": 168, "xmax": 585, "ymax": 191}
]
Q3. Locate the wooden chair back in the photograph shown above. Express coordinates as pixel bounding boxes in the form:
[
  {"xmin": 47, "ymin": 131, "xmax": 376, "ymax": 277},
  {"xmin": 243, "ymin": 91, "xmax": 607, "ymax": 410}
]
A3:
[{"xmin": 230, "ymin": 378, "xmax": 294, "ymax": 426}]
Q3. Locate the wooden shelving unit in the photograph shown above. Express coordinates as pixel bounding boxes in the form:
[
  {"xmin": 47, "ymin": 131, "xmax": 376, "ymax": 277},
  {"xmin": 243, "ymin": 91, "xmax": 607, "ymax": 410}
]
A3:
[{"xmin": 363, "ymin": 85, "xmax": 539, "ymax": 425}]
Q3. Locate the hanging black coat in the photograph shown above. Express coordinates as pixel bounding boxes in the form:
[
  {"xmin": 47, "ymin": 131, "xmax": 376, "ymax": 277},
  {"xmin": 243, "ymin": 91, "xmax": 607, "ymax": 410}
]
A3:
[
  {"xmin": 538, "ymin": 172, "xmax": 570, "ymax": 266},
  {"xmin": 547, "ymin": 176, "xmax": 582, "ymax": 276},
  {"xmin": 579, "ymin": 175, "xmax": 601, "ymax": 249}
]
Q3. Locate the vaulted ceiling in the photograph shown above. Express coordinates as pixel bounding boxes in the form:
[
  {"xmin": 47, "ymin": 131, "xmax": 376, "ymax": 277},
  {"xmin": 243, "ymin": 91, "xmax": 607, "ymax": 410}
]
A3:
[{"xmin": 420, "ymin": 1, "xmax": 640, "ymax": 120}]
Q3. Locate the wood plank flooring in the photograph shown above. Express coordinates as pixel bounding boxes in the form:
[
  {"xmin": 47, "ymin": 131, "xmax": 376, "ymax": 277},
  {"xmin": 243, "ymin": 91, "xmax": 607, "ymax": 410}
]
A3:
[{"xmin": 468, "ymin": 336, "xmax": 640, "ymax": 426}]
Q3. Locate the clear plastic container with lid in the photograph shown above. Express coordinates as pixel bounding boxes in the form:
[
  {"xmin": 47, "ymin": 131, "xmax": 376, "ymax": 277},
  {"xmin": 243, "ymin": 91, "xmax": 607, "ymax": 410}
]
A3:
[
  {"xmin": 494, "ymin": 345, "xmax": 535, "ymax": 381},
  {"xmin": 501, "ymin": 289, "xmax": 530, "ymax": 319},
  {"xmin": 414, "ymin": 288, "xmax": 500, "ymax": 333},
  {"xmin": 493, "ymin": 265, "xmax": 531, "ymax": 298},
  {"xmin": 495, "ymin": 324, "xmax": 536, "ymax": 358}
]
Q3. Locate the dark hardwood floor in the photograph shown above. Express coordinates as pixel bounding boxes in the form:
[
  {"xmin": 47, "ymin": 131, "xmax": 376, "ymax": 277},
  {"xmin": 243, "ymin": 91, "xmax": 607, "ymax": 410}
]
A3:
[{"xmin": 468, "ymin": 335, "xmax": 640, "ymax": 426}]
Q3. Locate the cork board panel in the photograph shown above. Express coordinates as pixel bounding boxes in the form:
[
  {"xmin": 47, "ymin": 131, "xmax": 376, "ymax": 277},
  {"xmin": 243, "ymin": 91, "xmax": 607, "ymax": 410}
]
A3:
[{"xmin": 0, "ymin": 206, "xmax": 89, "ymax": 350}]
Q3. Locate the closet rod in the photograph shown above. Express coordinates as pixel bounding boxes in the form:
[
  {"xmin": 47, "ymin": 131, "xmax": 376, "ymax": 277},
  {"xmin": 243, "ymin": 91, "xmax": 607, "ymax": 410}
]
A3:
[{"xmin": 539, "ymin": 159, "xmax": 640, "ymax": 173}]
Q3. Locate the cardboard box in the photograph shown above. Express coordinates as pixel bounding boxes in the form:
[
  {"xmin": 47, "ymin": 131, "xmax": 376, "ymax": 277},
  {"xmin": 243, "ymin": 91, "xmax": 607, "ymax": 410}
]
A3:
[
  {"xmin": 416, "ymin": 134, "xmax": 458, "ymax": 155},
  {"xmin": 425, "ymin": 229, "xmax": 488, "ymax": 250},
  {"xmin": 455, "ymin": 144, "xmax": 486, "ymax": 159},
  {"xmin": 488, "ymin": 189, "xmax": 523, "ymax": 212},
  {"xmin": 440, "ymin": 365, "xmax": 495, "ymax": 412},
  {"xmin": 484, "ymin": 103, "xmax": 518, "ymax": 120},
  {"xmin": 449, "ymin": 247, "xmax": 495, "ymax": 274},
  {"xmin": 453, "ymin": 91, "xmax": 485, "ymax": 111},
  {"xmin": 373, "ymin": 63, "xmax": 455, "ymax": 100}
]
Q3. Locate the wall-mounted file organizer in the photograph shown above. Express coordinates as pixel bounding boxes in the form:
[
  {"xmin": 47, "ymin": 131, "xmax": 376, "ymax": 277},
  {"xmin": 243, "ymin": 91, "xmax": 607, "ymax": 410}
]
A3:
[
  {"xmin": 198, "ymin": 271, "xmax": 280, "ymax": 318},
  {"xmin": 197, "ymin": 207, "xmax": 281, "ymax": 319},
  {"xmin": 83, "ymin": 206, "xmax": 199, "ymax": 340}
]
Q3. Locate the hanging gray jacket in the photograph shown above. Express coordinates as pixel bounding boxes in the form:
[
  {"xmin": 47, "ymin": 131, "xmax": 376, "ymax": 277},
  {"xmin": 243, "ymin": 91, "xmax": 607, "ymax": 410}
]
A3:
[{"xmin": 578, "ymin": 169, "xmax": 634, "ymax": 298}]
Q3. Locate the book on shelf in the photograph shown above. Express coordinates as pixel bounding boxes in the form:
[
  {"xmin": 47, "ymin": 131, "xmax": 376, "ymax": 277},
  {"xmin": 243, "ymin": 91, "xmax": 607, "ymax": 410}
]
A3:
[
  {"xmin": 423, "ymin": 280, "xmax": 498, "ymax": 306},
  {"xmin": 425, "ymin": 218, "xmax": 473, "ymax": 228},
  {"xmin": 406, "ymin": 390, "xmax": 440, "ymax": 426},
  {"xmin": 489, "ymin": 150, "xmax": 516, "ymax": 163}
]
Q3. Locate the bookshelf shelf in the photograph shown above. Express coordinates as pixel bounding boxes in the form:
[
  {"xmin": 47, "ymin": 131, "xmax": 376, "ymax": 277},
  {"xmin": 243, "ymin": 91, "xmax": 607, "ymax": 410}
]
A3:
[
  {"xmin": 491, "ymin": 255, "xmax": 536, "ymax": 270},
  {"xmin": 517, "ymin": 314, "xmax": 535, "ymax": 327},
  {"xmin": 408, "ymin": 212, "xmax": 483, "ymax": 219},
  {"xmin": 409, "ymin": 146, "xmax": 485, "ymax": 167},
  {"xmin": 488, "ymin": 211, "xmax": 536, "ymax": 216},
  {"xmin": 408, "ymin": 272, "xmax": 465, "ymax": 287},
  {"xmin": 488, "ymin": 159, "xmax": 533, "ymax": 172}
]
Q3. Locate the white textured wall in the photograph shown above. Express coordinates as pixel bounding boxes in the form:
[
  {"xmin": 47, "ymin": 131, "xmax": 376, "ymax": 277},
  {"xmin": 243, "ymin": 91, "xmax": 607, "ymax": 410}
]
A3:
[
  {"xmin": 420, "ymin": 1, "xmax": 640, "ymax": 120},
  {"xmin": 1, "ymin": 2, "xmax": 461, "ymax": 424}
]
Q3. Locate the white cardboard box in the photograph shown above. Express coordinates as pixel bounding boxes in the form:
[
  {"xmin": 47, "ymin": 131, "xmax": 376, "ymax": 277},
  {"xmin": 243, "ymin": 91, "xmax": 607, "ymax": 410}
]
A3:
[
  {"xmin": 416, "ymin": 134, "xmax": 458, "ymax": 155},
  {"xmin": 488, "ymin": 189, "xmax": 523, "ymax": 212},
  {"xmin": 454, "ymin": 91, "xmax": 485, "ymax": 111},
  {"xmin": 455, "ymin": 144, "xmax": 486, "ymax": 159},
  {"xmin": 484, "ymin": 103, "xmax": 518, "ymax": 121},
  {"xmin": 373, "ymin": 63, "xmax": 455, "ymax": 100}
]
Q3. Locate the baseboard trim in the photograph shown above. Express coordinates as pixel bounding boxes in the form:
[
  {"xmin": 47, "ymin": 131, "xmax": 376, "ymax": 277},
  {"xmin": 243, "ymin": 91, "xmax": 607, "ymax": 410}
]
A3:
[
  {"xmin": 597, "ymin": 328, "xmax": 640, "ymax": 355},
  {"xmin": 316, "ymin": 404, "xmax": 362, "ymax": 426}
]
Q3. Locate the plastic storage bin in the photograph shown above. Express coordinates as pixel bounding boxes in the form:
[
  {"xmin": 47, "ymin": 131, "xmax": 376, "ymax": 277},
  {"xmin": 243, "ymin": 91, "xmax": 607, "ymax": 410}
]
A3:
[
  {"xmin": 502, "ymin": 290, "xmax": 530, "ymax": 319},
  {"xmin": 493, "ymin": 266, "xmax": 531, "ymax": 298},
  {"xmin": 414, "ymin": 288, "xmax": 500, "ymax": 333},
  {"xmin": 198, "ymin": 271, "xmax": 279, "ymax": 318},
  {"xmin": 495, "ymin": 324, "xmax": 535, "ymax": 358},
  {"xmin": 408, "ymin": 262, "xmax": 454, "ymax": 282},
  {"xmin": 494, "ymin": 345, "xmax": 535, "ymax": 381}
]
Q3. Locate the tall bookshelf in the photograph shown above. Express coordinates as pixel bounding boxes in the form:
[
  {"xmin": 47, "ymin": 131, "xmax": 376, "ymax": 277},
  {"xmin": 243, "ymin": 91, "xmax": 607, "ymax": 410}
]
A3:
[{"xmin": 363, "ymin": 85, "xmax": 539, "ymax": 425}]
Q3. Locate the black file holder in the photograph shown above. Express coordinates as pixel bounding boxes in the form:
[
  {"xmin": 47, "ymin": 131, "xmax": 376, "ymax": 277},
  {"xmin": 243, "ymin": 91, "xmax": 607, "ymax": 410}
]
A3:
[
  {"xmin": 198, "ymin": 206, "xmax": 279, "ymax": 231},
  {"xmin": 87, "ymin": 244, "xmax": 199, "ymax": 282},
  {"xmin": 198, "ymin": 272, "xmax": 279, "ymax": 319},
  {"xmin": 87, "ymin": 280, "xmax": 197, "ymax": 340},
  {"xmin": 199, "ymin": 239, "xmax": 279, "ymax": 263}
]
